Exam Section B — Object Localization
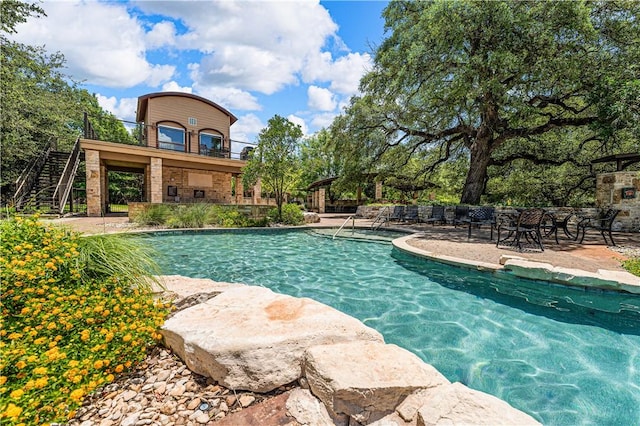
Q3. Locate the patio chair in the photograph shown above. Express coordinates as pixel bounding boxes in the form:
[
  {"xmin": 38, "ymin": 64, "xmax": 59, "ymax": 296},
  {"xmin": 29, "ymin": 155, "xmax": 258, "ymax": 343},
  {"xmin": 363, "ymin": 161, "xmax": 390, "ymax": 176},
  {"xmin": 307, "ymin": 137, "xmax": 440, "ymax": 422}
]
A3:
[
  {"xmin": 403, "ymin": 205, "xmax": 419, "ymax": 223},
  {"xmin": 389, "ymin": 205, "xmax": 405, "ymax": 222},
  {"xmin": 463, "ymin": 206, "xmax": 496, "ymax": 239},
  {"xmin": 496, "ymin": 208, "xmax": 546, "ymax": 252},
  {"xmin": 422, "ymin": 205, "xmax": 446, "ymax": 225},
  {"xmin": 576, "ymin": 208, "xmax": 620, "ymax": 246},
  {"xmin": 452, "ymin": 205, "xmax": 470, "ymax": 227}
]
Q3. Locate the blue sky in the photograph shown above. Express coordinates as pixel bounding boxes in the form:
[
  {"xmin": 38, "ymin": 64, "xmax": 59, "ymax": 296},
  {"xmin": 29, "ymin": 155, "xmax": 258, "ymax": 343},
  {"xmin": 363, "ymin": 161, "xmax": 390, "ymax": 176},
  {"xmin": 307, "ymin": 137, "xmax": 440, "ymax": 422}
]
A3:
[{"xmin": 11, "ymin": 0, "xmax": 389, "ymax": 144}]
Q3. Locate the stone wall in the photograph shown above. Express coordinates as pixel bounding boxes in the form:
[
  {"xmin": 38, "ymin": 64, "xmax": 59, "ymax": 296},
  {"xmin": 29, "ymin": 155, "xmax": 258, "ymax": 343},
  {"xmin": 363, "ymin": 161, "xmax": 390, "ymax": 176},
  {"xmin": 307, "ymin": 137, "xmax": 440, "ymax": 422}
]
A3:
[
  {"xmin": 596, "ymin": 171, "xmax": 640, "ymax": 232},
  {"xmin": 163, "ymin": 166, "xmax": 232, "ymax": 204}
]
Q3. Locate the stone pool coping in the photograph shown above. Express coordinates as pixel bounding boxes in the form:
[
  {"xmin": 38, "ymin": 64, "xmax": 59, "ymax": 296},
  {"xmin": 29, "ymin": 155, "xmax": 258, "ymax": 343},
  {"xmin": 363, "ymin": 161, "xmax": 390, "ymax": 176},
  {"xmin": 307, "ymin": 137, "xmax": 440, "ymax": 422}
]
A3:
[{"xmin": 392, "ymin": 234, "xmax": 640, "ymax": 294}]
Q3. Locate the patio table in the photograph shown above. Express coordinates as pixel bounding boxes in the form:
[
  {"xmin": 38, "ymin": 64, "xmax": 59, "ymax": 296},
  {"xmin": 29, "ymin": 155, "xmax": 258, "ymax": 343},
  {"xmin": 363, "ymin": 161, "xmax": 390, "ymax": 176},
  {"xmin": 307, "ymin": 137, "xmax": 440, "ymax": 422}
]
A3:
[{"xmin": 541, "ymin": 211, "xmax": 577, "ymax": 243}]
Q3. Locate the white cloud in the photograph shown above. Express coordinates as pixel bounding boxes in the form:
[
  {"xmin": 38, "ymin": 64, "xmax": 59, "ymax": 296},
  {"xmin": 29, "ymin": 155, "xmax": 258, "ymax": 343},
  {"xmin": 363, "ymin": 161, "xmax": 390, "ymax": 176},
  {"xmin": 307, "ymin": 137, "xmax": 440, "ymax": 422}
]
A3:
[
  {"xmin": 307, "ymin": 86, "xmax": 336, "ymax": 111},
  {"xmin": 193, "ymin": 83, "xmax": 261, "ymax": 112},
  {"xmin": 303, "ymin": 51, "xmax": 372, "ymax": 95},
  {"xmin": 11, "ymin": 1, "xmax": 175, "ymax": 88},
  {"xmin": 287, "ymin": 115, "xmax": 309, "ymax": 136},
  {"xmin": 145, "ymin": 21, "xmax": 176, "ymax": 49},
  {"xmin": 231, "ymin": 114, "xmax": 265, "ymax": 143},
  {"xmin": 138, "ymin": 0, "xmax": 338, "ymax": 95},
  {"xmin": 310, "ymin": 112, "xmax": 339, "ymax": 130},
  {"xmin": 95, "ymin": 95, "xmax": 138, "ymax": 123},
  {"xmin": 161, "ymin": 81, "xmax": 193, "ymax": 93}
]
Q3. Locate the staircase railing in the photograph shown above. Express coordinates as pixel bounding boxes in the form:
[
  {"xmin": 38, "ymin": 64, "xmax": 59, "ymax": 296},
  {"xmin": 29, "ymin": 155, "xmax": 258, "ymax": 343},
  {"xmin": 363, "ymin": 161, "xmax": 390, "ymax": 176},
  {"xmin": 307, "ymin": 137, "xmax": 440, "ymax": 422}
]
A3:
[
  {"xmin": 53, "ymin": 137, "xmax": 82, "ymax": 214},
  {"xmin": 14, "ymin": 142, "xmax": 52, "ymax": 211}
]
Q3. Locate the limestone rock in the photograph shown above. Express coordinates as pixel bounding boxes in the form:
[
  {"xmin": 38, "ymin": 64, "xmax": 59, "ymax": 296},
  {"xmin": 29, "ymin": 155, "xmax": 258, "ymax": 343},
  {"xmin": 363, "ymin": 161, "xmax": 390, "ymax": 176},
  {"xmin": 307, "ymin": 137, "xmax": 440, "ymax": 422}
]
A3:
[
  {"xmin": 303, "ymin": 341, "xmax": 449, "ymax": 424},
  {"xmin": 285, "ymin": 388, "xmax": 334, "ymax": 426},
  {"xmin": 151, "ymin": 275, "xmax": 243, "ymax": 300},
  {"xmin": 303, "ymin": 212, "xmax": 321, "ymax": 223},
  {"xmin": 416, "ymin": 382, "xmax": 541, "ymax": 426},
  {"xmin": 161, "ymin": 285, "xmax": 384, "ymax": 392}
]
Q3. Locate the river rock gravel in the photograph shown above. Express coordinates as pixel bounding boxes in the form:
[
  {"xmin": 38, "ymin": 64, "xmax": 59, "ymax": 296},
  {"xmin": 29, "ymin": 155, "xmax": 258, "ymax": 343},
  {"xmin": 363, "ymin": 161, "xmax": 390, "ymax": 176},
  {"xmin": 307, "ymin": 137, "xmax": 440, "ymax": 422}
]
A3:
[{"xmin": 67, "ymin": 346, "xmax": 297, "ymax": 426}]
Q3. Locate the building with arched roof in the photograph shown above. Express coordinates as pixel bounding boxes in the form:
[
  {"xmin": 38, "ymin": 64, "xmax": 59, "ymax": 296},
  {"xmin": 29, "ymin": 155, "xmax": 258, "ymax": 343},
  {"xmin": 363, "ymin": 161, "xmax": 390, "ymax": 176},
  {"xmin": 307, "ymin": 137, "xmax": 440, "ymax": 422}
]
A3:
[{"xmin": 80, "ymin": 92, "xmax": 255, "ymax": 216}]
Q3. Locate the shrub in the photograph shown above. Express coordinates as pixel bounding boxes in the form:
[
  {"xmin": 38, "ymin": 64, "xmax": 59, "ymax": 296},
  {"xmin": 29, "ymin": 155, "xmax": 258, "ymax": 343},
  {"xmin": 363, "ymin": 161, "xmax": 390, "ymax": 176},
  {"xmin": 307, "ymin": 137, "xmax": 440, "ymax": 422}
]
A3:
[
  {"xmin": 208, "ymin": 205, "xmax": 250, "ymax": 227},
  {"xmin": 271, "ymin": 203, "xmax": 304, "ymax": 225},
  {"xmin": 623, "ymin": 257, "xmax": 640, "ymax": 277},
  {"xmin": 166, "ymin": 203, "xmax": 209, "ymax": 228},
  {"xmin": 132, "ymin": 204, "xmax": 171, "ymax": 226},
  {"xmin": 0, "ymin": 216, "xmax": 168, "ymax": 425}
]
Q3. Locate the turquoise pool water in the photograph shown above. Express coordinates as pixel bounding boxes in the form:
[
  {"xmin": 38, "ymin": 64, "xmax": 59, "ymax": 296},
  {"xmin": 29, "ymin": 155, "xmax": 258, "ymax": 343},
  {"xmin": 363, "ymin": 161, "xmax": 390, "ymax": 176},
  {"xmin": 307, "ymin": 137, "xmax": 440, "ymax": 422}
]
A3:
[{"xmin": 146, "ymin": 229, "xmax": 640, "ymax": 425}]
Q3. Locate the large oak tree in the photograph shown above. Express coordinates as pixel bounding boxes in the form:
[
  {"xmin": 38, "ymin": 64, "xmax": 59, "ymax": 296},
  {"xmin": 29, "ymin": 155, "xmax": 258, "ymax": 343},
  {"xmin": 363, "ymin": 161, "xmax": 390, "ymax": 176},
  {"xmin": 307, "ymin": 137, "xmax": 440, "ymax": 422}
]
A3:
[{"xmin": 339, "ymin": 0, "xmax": 640, "ymax": 204}]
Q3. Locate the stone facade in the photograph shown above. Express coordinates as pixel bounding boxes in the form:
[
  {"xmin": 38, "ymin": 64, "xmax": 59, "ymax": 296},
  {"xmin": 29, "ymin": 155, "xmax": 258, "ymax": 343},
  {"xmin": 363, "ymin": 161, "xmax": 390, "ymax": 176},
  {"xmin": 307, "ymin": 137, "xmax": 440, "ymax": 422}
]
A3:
[
  {"xmin": 163, "ymin": 166, "xmax": 232, "ymax": 203},
  {"xmin": 596, "ymin": 171, "xmax": 640, "ymax": 232}
]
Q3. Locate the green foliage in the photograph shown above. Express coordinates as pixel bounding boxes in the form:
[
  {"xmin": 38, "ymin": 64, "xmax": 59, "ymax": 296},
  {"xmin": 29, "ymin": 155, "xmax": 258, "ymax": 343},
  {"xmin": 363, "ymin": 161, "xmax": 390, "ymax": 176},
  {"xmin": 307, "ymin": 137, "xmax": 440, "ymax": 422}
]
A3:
[
  {"xmin": 0, "ymin": 2, "xmax": 134, "ymax": 202},
  {"xmin": 269, "ymin": 203, "xmax": 304, "ymax": 225},
  {"xmin": 132, "ymin": 204, "xmax": 171, "ymax": 226},
  {"xmin": 336, "ymin": 0, "xmax": 640, "ymax": 205},
  {"xmin": 166, "ymin": 204, "xmax": 209, "ymax": 229},
  {"xmin": 208, "ymin": 205, "xmax": 250, "ymax": 227},
  {"xmin": 0, "ymin": 216, "xmax": 168, "ymax": 424},
  {"xmin": 243, "ymin": 115, "xmax": 303, "ymax": 221},
  {"xmin": 623, "ymin": 258, "xmax": 640, "ymax": 277},
  {"xmin": 75, "ymin": 234, "xmax": 161, "ymax": 289}
]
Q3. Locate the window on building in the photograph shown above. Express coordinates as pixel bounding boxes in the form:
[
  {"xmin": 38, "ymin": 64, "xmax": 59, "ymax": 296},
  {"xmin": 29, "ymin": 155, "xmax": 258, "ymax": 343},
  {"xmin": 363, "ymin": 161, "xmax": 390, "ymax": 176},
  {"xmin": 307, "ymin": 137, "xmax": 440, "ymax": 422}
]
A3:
[
  {"xmin": 158, "ymin": 125, "xmax": 185, "ymax": 152},
  {"xmin": 200, "ymin": 132, "xmax": 223, "ymax": 156}
]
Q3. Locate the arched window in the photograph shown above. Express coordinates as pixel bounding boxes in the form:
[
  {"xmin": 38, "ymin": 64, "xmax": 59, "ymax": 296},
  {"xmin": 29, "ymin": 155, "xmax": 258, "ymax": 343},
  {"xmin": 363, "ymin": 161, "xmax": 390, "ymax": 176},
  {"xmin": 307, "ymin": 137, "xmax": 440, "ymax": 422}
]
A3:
[
  {"xmin": 158, "ymin": 124, "xmax": 185, "ymax": 152},
  {"xmin": 200, "ymin": 131, "xmax": 223, "ymax": 157}
]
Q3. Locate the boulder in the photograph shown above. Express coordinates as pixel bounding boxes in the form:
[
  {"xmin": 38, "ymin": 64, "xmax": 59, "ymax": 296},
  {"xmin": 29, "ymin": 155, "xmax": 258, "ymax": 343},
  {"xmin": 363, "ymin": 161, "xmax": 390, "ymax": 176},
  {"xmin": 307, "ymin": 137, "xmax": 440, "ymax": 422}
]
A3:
[
  {"xmin": 303, "ymin": 341, "xmax": 449, "ymax": 424},
  {"xmin": 416, "ymin": 382, "xmax": 541, "ymax": 426},
  {"xmin": 161, "ymin": 285, "xmax": 383, "ymax": 392},
  {"xmin": 303, "ymin": 212, "xmax": 321, "ymax": 223},
  {"xmin": 285, "ymin": 388, "xmax": 335, "ymax": 426}
]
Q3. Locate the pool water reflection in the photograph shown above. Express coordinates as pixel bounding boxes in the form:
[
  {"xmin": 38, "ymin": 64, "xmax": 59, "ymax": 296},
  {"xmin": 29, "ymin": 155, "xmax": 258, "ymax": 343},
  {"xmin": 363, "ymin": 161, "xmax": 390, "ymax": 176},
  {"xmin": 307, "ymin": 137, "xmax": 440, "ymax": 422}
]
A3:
[{"xmin": 146, "ymin": 229, "xmax": 640, "ymax": 425}]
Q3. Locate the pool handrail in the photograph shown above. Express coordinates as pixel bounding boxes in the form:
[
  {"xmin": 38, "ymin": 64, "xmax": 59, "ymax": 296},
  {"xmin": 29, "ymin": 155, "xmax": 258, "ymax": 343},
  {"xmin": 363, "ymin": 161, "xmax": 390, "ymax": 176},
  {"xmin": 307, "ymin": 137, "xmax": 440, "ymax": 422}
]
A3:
[{"xmin": 333, "ymin": 215, "xmax": 355, "ymax": 239}]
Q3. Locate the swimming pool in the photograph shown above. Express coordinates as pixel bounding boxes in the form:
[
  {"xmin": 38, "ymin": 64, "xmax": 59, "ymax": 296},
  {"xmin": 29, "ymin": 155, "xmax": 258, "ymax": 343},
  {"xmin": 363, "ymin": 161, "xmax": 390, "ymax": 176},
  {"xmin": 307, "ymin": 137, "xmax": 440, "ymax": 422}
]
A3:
[{"xmin": 146, "ymin": 229, "xmax": 640, "ymax": 425}]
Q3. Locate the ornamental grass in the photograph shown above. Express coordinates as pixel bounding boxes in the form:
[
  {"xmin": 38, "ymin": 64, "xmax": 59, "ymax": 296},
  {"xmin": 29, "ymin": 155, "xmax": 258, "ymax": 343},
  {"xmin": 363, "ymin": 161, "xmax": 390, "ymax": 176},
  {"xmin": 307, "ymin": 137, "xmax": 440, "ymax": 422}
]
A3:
[{"xmin": 0, "ymin": 216, "xmax": 169, "ymax": 425}]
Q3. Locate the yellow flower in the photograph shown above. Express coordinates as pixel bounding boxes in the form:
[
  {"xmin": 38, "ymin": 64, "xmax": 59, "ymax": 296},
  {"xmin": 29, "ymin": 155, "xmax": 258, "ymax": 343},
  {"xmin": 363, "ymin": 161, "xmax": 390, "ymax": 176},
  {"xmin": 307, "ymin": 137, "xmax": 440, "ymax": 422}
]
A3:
[
  {"xmin": 3, "ymin": 403, "xmax": 22, "ymax": 419},
  {"xmin": 0, "ymin": 376, "xmax": 7, "ymax": 385},
  {"xmin": 69, "ymin": 388, "xmax": 84, "ymax": 402},
  {"xmin": 68, "ymin": 360, "xmax": 80, "ymax": 368},
  {"xmin": 15, "ymin": 361, "xmax": 26, "ymax": 369},
  {"xmin": 34, "ymin": 377, "xmax": 48, "ymax": 388},
  {"xmin": 10, "ymin": 389, "xmax": 24, "ymax": 399},
  {"xmin": 122, "ymin": 334, "xmax": 132, "ymax": 342},
  {"xmin": 93, "ymin": 360, "xmax": 104, "ymax": 369},
  {"xmin": 33, "ymin": 367, "xmax": 47, "ymax": 375},
  {"xmin": 106, "ymin": 374, "xmax": 114, "ymax": 382},
  {"xmin": 34, "ymin": 337, "xmax": 46, "ymax": 345},
  {"xmin": 114, "ymin": 364, "xmax": 124, "ymax": 373}
]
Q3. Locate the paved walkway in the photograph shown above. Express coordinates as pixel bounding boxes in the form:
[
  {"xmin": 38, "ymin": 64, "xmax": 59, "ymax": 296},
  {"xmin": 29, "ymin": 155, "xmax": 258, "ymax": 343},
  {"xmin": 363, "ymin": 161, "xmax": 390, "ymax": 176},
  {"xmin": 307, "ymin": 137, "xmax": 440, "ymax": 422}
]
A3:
[{"xmin": 48, "ymin": 213, "xmax": 640, "ymax": 274}]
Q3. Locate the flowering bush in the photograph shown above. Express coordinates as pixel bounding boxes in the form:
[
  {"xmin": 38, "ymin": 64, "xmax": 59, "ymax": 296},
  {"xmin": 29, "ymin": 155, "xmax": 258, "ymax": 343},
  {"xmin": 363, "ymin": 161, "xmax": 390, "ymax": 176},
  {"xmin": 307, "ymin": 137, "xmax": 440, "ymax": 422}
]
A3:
[{"xmin": 0, "ymin": 216, "xmax": 168, "ymax": 425}]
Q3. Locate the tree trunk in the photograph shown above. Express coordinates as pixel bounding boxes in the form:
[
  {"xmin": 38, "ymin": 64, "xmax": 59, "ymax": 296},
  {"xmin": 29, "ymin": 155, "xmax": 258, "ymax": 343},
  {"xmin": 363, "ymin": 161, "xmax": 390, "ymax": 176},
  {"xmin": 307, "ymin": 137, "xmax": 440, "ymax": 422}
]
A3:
[{"xmin": 460, "ymin": 136, "xmax": 492, "ymax": 205}]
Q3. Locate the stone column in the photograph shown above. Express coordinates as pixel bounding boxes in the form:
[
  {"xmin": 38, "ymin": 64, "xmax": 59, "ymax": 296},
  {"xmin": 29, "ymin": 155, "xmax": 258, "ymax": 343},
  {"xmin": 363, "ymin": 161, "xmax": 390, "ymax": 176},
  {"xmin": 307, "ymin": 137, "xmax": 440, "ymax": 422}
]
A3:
[
  {"xmin": 234, "ymin": 175, "xmax": 243, "ymax": 204},
  {"xmin": 85, "ymin": 150, "xmax": 102, "ymax": 217},
  {"xmin": 253, "ymin": 178, "xmax": 262, "ymax": 205},
  {"xmin": 150, "ymin": 157, "xmax": 163, "ymax": 204},
  {"xmin": 375, "ymin": 181, "xmax": 382, "ymax": 201},
  {"xmin": 318, "ymin": 187, "xmax": 326, "ymax": 214}
]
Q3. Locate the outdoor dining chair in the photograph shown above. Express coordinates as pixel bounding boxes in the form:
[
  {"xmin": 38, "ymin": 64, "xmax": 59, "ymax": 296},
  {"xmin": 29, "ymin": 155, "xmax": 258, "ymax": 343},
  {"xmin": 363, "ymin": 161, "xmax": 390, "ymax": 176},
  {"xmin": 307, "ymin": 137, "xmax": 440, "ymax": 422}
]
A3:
[
  {"xmin": 496, "ymin": 208, "xmax": 546, "ymax": 251},
  {"xmin": 575, "ymin": 208, "xmax": 620, "ymax": 246},
  {"xmin": 464, "ymin": 206, "xmax": 496, "ymax": 239},
  {"xmin": 422, "ymin": 205, "xmax": 446, "ymax": 225}
]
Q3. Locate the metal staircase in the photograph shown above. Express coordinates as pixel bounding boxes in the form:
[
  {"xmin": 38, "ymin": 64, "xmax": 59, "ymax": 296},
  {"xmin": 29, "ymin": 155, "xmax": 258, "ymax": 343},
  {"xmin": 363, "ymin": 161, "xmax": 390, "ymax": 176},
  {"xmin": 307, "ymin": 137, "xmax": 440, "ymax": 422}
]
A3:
[{"xmin": 14, "ymin": 138, "xmax": 84, "ymax": 214}]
